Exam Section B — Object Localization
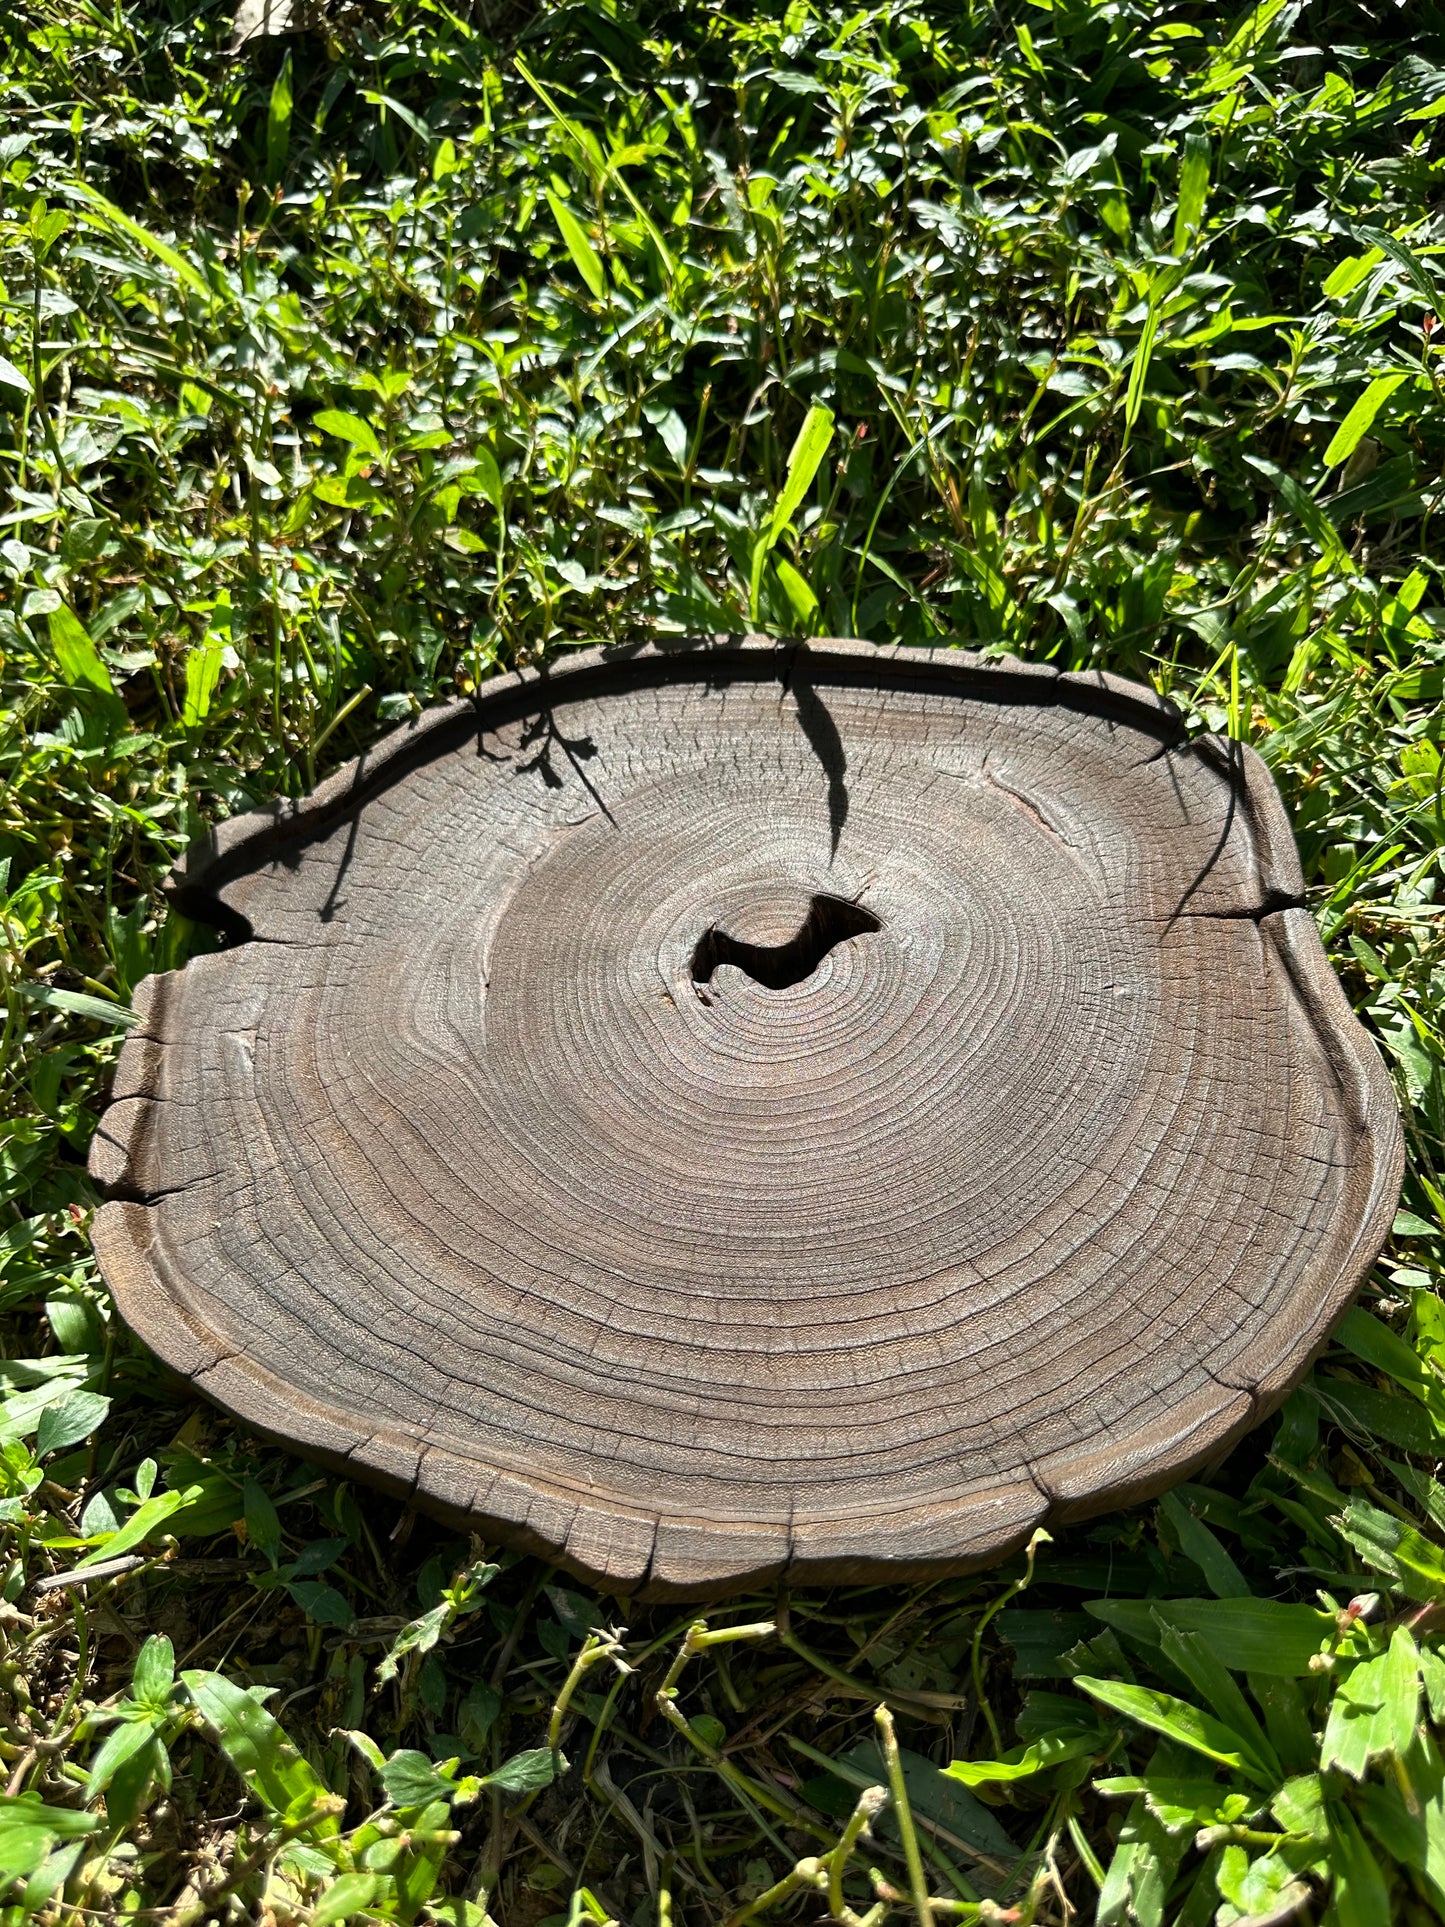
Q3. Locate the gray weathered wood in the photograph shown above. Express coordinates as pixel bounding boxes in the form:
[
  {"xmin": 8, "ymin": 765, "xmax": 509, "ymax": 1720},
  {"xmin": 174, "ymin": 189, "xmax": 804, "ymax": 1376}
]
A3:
[{"xmin": 89, "ymin": 638, "xmax": 1403, "ymax": 1596}]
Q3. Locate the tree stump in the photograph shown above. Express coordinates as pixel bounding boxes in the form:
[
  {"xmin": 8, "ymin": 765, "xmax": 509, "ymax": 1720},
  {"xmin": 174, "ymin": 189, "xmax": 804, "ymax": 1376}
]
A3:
[{"xmin": 90, "ymin": 640, "xmax": 1403, "ymax": 1596}]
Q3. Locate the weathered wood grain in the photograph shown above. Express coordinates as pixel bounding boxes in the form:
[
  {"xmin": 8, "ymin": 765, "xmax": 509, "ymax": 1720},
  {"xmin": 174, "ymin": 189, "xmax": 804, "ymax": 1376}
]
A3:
[{"xmin": 89, "ymin": 638, "xmax": 1404, "ymax": 1596}]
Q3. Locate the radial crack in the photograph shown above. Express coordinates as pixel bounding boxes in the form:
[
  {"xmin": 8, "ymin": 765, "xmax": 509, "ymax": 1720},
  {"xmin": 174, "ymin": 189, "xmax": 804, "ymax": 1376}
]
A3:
[{"xmin": 1176, "ymin": 889, "xmax": 1305, "ymax": 925}]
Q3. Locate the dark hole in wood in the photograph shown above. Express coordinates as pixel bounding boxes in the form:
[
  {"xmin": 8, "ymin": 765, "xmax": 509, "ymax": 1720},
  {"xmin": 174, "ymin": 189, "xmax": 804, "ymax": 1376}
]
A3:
[{"xmin": 690, "ymin": 893, "xmax": 882, "ymax": 991}]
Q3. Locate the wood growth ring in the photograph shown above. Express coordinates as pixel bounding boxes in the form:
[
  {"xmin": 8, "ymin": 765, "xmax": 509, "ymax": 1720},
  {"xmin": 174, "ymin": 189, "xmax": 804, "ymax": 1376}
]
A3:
[{"xmin": 90, "ymin": 640, "xmax": 1403, "ymax": 1596}]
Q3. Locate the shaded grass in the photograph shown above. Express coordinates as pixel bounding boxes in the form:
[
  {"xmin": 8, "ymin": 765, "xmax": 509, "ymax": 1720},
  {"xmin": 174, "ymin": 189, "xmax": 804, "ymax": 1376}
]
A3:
[{"xmin": 0, "ymin": 0, "xmax": 1443, "ymax": 1921}]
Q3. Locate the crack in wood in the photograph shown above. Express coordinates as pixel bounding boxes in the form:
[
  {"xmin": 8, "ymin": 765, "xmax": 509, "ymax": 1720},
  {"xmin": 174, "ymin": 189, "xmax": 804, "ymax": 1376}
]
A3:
[{"xmin": 690, "ymin": 893, "xmax": 881, "ymax": 992}]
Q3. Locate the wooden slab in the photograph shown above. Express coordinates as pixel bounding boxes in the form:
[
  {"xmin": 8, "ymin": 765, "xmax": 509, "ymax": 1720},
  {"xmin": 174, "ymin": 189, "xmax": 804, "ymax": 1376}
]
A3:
[{"xmin": 89, "ymin": 639, "xmax": 1403, "ymax": 1596}]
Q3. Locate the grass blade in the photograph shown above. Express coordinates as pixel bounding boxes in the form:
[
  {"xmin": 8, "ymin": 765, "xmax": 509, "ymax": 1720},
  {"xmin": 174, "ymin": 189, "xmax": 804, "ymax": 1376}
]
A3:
[
  {"xmin": 546, "ymin": 191, "xmax": 607, "ymax": 301},
  {"xmin": 183, "ymin": 592, "xmax": 230, "ymax": 726},
  {"xmin": 49, "ymin": 605, "xmax": 114, "ymax": 694},
  {"xmin": 1324, "ymin": 372, "xmax": 1410, "ymax": 467},
  {"xmin": 1123, "ymin": 303, "xmax": 1161, "ymax": 433},
  {"xmin": 266, "ymin": 50, "xmax": 293, "ymax": 185},
  {"xmin": 71, "ymin": 183, "xmax": 213, "ymax": 301},
  {"xmin": 1172, "ymin": 131, "xmax": 1210, "ymax": 255},
  {"xmin": 749, "ymin": 404, "xmax": 834, "ymax": 621}
]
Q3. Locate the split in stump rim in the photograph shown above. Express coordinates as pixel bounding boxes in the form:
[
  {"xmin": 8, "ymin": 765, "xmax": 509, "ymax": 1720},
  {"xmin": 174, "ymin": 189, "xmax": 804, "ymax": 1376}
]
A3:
[{"xmin": 89, "ymin": 637, "xmax": 1404, "ymax": 1598}]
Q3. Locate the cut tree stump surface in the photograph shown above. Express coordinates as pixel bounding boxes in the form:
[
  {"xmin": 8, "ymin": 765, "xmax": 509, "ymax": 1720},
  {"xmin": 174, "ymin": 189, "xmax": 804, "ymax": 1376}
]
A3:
[{"xmin": 90, "ymin": 639, "xmax": 1403, "ymax": 1596}]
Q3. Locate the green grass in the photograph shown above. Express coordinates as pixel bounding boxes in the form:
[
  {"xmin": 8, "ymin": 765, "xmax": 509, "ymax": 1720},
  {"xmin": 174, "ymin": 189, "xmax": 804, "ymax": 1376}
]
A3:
[{"xmin": 0, "ymin": 0, "xmax": 1443, "ymax": 1920}]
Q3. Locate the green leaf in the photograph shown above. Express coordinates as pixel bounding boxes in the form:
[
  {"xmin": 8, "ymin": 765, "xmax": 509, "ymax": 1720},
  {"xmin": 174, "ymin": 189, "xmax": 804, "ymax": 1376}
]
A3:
[
  {"xmin": 1335, "ymin": 1306, "xmax": 1441, "ymax": 1407},
  {"xmin": 74, "ymin": 1483, "xmax": 205, "ymax": 1568},
  {"xmin": 73, "ymin": 185, "xmax": 213, "ymax": 302},
  {"xmin": 359, "ymin": 89, "xmax": 434, "ymax": 147},
  {"xmin": 1335, "ymin": 1498, "xmax": 1445, "ymax": 1601},
  {"xmin": 1423, "ymin": 1643, "xmax": 1445, "ymax": 1723},
  {"xmin": 244, "ymin": 450, "xmax": 282, "ymax": 487},
  {"xmin": 1317, "ymin": 1375, "xmax": 1439, "ymax": 1456},
  {"xmin": 312, "ymin": 475, "xmax": 377, "ymax": 510},
  {"xmin": 33, "ymin": 208, "xmax": 69, "ymax": 256},
  {"xmin": 769, "ymin": 404, "xmax": 836, "ymax": 545},
  {"xmin": 1155, "ymin": 1622, "xmax": 1280, "ymax": 1784},
  {"xmin": 1329, "ymin": 1801, "xmax": 1393, "ymax": 1927},
  {"xmin": 182, "ymin": 1669, "xmax": 334, "ymax": 1822},
  {"xmin": 422, "ymin": 1901, "xmax": 492, "ymax": 1927},
  {"xmin": 460, "ymin": 1681, "xmax": 501, "ymax": 1749},
  {"xmin": 1172, "ymin": 131, "xmax": 1210, "ymax": 255},
  {"xmin": 1244, "ymin": 453, "xmax": 1352, "ymax": 572},
  {"xmin": 1124, "ymin": 299, "xmax": 1162, "ymax": 433},
  {"xmin": 379, "ymin": 1749, "xmax": 461, "ymax": 1808},
  {"xmin": 0, "ymin": 1376, "xmax": 91, "ymax": 1452},
  {"xmin": 1014, "ymin": 21, "xmax": 1045, "ymax": 73},
  {"xmin": 0, "ymin": 1793, "xmax": 101, "ymax": 1883},
  {"xmin": 84, "ymin": 1715, "xmax": 160, "ymax": 1801},
  {"xmin": 0, "ymin": 1796, "xmax": 103, "ymax": 1846},
  {"xmin": 1095, "ymin": 1776, "xmax": 1244, "ymax": 1829},
  {"xmin": 377, "ymin": 1601, "xmax": 449, "ymax": 1684},
  {"xmin": 470, "ymin": 448, "xmax": 504, "ymax": 512},
  {"xmin": 1215, "ymin": 0, "xmax": 1291, "ymax": 66},
  {"xmin": 1357, "ymin": 1730, "xmax": 1445, "ymax": 1910},
  {"xmin": 773, "ymin": 557, "xmax": 818, "ymax": 626},
  {"xmin": 21, "ymin": 985, "xmax": 139, "ymax": 1029},
  {"xmin": 546, "ymin": 192, "xmax": 606, "ymax": 300},
  {"xmin": 1097, "ymin": 1768, "xmax": 1189, "ymax": 1926},
  {"xmin": 288, "ymin": 1537, "xmax": 347, "ymax": 1579},
  {"xmin": 1159, "ymin": 1490, "xmax": 1250, "ymax": 1598},
  {"xmin": 749, "ymin": 403, "xmax": 835, "ymax": 620},
  {"xmin": 1352, "ymin": 223, "xmax": 1444, "ymax": 318},
  {"xmin": 1321, "ymin": 1627, "xmax": 1420, "ymax": 1779},
  {"xmin": 132, "ymin": 1634, "xmax": 175, "ymax": 1707},
  {"xmin": 266, "ymin": 50, "xmax": 293, "ymax": 185},
  {"xmin": 1073, "ymin": 1677, "xmax": 1272, "ymax": 1784},
  {"xmin": 1273, "ymin": 1771, "xmax": 1329, "ymax": 1843},
  {"xmin": 1251, "ymin": 1673, "xmax": 1318, "ymax": 1779},
  {"xmin": 1220, "ymin": 1847, "xmax": 1308, "ymax": 1919},
  {"xmin": 342, "ymin": 1727, "xmax": 386, "ymax": 1769},
  {"xmin": 242, "ymin": 1478, "xmax": 282, "ymax": 1566},
  {"xmin": 828, "ymin": 1740, "xmax": 1017, "ymax": 1856},
  {"xmin": 0, "ymin": 356, "xmax": 31, "ymax": 398},
  {"xmin": 1375, "ymin": 1626, "xmax": 1421, "ymax": 1759},
  {"xmin": 286, "ymin": 1580, "xmax": 355, "ymax": 1630},
  {"xmin": 945, "ymin": 1732, "xmax": 1094, "ymax": 1786},
  {"xmin": 182, "ymin": 592, "xmax": 229, "ymax": 727},
  {"xmin": 35, "ymin": 1390, "xmax": 109, "ymax": 1458},
  {"xmin": 391, "ymin": 1802, "xmax": 452, "ymax": 1918},
  {"xmin": 1323, "ymin": 247, "xmax": 1385, "ymax": 300},
  {"xmin": 1395, "ymin": 1209, "xmax": 1440, "ymax": 1238},
  {"xmin": 997, "ymin": 1608, "xmax": 1095, "ymax": 1678},
  {"xmin": 48, "ymin": 605, "xmax": 115, "ymax": 695},
  {"xmin": 46, "ymin": 1296, "xmax": 97, "ymax": 1355},
  {"xmin": 1085, "ymin": 1598, "xmax": 1333, "ymax": 1677},
  {"xmin": 311, "ymin": 1873, "xmax": 379, "ymax": 1926},
  {"xmin": 483, "ymin": 1747, "xmax": 564, "ymax": 1795},
  {"xmin": 518, "ymin": 55, "xmax": 674, "ymax": 276},
  {"xmin": 1324, "ymin": 373, "xmax": 1410, "ymax": 467},
  {"xmin": 18, "ymin": 1839, "xmax": 89, "ymax": 1913},
  {"xmin": 314, "ymin": 411, "xmax": 382, "ymax": 461}
]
